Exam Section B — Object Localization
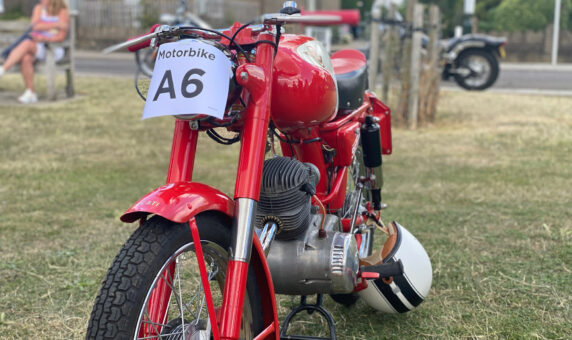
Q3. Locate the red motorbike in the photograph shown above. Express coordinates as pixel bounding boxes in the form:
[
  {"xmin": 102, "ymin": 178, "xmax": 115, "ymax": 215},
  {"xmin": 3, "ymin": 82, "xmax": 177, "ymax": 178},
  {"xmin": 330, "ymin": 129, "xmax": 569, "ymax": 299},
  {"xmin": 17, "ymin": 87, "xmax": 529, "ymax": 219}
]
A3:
[{"xmin": 88, "ymin": 2, "xmax": 432, "ymax": 339}]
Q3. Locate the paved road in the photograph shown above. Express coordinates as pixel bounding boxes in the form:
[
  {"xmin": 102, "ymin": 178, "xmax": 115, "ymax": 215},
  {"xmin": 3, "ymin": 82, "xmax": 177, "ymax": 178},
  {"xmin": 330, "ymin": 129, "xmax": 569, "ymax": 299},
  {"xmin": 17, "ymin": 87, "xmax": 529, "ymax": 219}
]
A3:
[
  {"xmin": 76, "ymin": 51, "xmax": 572, "ymax": 94},
  {"xmin": 496, "ymin": 65, "xmax": 572, "ymax": 91},
  {"xmin": 76, "ymin": 51, "xmax": 137, "ymax": 77},
  {"xmin": 442, "ymin": 63, "xmax": 572, "ymax": 95}
]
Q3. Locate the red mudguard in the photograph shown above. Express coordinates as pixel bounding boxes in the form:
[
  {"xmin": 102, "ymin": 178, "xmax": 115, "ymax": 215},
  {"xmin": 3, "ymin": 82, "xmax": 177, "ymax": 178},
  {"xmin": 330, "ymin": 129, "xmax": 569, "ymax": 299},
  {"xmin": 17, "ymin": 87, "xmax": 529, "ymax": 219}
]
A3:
[
  {"xmin": 120, "ymin": 182, "xmax": 234, "ymax": 223},
  {"xmin": 120, "ymin": 182, "xmax": 280, "ymax": 339}
]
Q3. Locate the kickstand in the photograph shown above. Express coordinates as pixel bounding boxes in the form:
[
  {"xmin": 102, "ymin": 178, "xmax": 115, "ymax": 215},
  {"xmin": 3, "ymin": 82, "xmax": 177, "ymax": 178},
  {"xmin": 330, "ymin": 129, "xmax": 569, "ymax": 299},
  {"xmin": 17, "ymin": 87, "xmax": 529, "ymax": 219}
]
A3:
[{"xmin": 280, "ymin": 295, "xmax": 336, "ymax": 340}]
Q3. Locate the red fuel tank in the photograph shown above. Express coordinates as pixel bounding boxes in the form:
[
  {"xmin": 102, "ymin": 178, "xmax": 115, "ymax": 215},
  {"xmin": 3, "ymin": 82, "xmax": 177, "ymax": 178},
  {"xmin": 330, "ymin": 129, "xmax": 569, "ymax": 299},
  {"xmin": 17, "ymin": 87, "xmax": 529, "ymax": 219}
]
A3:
[{"xmin": 271, "ymin": 35, "xmax": 338, "ymax": 133}]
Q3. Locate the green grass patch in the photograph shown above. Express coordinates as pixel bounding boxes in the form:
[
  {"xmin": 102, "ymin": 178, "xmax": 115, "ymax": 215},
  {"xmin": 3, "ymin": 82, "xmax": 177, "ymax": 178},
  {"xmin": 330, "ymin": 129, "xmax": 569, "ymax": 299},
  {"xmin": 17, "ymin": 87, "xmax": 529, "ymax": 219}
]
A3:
[{"xmin": 1, "ymin": 75, "xmax": 571, "ymax": 338}]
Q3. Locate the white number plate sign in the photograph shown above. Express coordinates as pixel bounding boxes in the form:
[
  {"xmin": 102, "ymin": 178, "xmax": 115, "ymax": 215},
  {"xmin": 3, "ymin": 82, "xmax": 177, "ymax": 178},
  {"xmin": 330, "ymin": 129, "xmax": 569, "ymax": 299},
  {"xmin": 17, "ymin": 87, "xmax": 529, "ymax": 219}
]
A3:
[{"xmin": 143, "ymin": 39, "xmax": 232, "ymax": 120}]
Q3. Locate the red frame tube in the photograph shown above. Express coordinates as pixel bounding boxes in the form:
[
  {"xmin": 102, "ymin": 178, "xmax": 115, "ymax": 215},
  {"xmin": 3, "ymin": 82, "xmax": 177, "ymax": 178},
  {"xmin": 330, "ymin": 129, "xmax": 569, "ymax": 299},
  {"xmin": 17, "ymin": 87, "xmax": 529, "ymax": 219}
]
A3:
[
  {"xmin": 318, "ymin": 166, "xmax": 348, "ymax": 210},
  {"xmin": 320, "ymin": 101, "xmax": 369, "ymax": 132},
  {"xmin": 166, "ymin": 120, "xmax": 199, "ymax": 183},
  {"xmin": 254, "ymin": 324, "xmax": 277, "ymax": 340}
]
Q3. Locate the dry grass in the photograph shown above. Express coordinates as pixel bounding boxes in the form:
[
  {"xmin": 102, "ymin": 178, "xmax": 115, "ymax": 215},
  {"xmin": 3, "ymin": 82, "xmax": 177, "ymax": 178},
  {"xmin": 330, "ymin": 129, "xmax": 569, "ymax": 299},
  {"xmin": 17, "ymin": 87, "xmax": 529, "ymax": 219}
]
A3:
[{"xmin": 1, "ymin": 74, "xmax": 571, "ymax": 339}]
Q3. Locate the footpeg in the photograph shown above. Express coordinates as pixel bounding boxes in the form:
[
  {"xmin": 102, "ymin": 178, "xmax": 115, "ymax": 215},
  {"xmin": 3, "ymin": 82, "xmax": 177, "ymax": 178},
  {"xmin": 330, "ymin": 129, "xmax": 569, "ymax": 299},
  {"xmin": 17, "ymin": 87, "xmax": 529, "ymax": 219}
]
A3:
[{"xmin": 280, "ymin": 295, "xmax": 336, "ymax": 340}]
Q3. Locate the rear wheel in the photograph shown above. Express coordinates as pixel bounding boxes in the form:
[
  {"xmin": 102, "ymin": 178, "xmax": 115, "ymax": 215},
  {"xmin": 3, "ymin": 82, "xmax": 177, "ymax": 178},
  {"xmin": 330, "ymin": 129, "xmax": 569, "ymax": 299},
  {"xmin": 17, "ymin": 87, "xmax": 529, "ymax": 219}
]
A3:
[
  {"xmin": 453, "ymin": 50, "xmax": 499, "ymax": 90},
  {"xmin": 86, "ymin": 213, "xmax": 263, "ymax": 339}
]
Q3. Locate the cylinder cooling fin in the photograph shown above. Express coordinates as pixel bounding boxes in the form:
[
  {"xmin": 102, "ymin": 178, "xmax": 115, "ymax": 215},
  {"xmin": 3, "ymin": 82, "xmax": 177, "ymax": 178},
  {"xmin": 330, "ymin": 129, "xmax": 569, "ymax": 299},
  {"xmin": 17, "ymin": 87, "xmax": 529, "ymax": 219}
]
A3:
[{"xmin": 256, "ymin": 157, "xmax": 319, "ymax": 240}]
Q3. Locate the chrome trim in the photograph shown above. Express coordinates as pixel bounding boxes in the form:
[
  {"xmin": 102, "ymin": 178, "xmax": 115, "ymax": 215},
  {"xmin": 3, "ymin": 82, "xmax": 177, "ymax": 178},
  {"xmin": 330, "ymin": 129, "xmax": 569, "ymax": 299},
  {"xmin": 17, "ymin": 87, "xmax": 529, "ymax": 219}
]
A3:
[
  {"xmin": 358, "ymin": 228, "xmax": 373, "ymax": 258},
  {"xmin": 257, "ymin": 221, "xmax": 278, "ymax": 256},
  {"xmin": 447, "ymin": 41, "xmax": 486, "ymax": 61},
  {"xmin": 349, "ymin": 184, "xmax": 363, "ymax": 229},
  {"xmin": 230, "ymin": 198, "xmax": 257, "ymax": 262}
]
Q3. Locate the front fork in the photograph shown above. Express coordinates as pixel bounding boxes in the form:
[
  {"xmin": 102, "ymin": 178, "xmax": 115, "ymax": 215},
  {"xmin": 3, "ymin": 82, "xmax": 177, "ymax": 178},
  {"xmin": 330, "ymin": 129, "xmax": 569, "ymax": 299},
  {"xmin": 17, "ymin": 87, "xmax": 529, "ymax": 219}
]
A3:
[
  {"xmin": 146, "ymin": 33, "xmax": 275, "ymax": 339},
  {"xmin": 220, "ymin": 33, "xmax": 276, "ymax": 340}
]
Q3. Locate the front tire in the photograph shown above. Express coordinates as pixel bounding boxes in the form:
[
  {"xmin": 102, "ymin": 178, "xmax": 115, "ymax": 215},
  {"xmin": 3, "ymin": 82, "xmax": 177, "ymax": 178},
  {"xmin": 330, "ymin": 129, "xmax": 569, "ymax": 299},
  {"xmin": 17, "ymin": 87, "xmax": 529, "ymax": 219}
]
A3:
[
  {"xmin": 453, "ymin": 50, "xmax": 499, "ymax": 91},
  {"xmin": 86, "ymin": 213, "xmax": 263, "ymax": 339}
]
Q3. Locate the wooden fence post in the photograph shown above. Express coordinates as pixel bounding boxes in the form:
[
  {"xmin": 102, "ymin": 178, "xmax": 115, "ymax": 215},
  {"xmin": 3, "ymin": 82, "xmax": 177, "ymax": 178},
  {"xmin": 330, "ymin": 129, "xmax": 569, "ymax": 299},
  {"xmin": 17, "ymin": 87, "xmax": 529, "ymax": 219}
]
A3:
[
  {"xmin": 369, "ymin": 1, "xmax": 382, "ymax": 91},
  {"xmin": 406, "ymin": 3, "xmax": 424, "ymax": 129},
  {"xmin": 427, "ymin": 5, "xmax": 441, "ymax": 122},
  {"xmin": 396, "ymin": 0, "xmax": 416, "ymax": 123},
  {"xmin": 419, "ymin": 5, "xmax": 441, "ymax": 124},
  {"xmin": 381, "ymin": 4, "xmax": 398, "ymax": 104}
]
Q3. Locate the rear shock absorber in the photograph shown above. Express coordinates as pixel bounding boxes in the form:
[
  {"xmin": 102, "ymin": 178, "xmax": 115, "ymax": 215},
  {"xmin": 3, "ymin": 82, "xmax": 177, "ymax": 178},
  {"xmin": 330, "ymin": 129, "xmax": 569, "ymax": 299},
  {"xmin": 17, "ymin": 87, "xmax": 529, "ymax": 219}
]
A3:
[{"xmin": 360, "ymin": 115, "xmax": 383, "ymax": 210}]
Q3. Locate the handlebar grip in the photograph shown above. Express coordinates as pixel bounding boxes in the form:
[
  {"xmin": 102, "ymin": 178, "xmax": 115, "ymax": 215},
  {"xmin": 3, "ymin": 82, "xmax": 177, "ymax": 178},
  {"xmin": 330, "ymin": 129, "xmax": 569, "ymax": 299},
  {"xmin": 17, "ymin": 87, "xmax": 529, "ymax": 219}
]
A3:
[
  {"xmin": 127, "ymin": 24, "xmax": 161, "ymax": 52},
  {"xmin": 360, "ymin": 260, "xmax": 404, "ymax": 278}
]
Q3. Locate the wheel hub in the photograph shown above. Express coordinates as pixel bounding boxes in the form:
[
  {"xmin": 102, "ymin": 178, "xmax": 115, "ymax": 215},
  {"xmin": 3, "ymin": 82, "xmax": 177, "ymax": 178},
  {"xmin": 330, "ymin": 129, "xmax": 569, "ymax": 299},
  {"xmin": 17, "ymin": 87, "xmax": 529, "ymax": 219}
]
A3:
[{"xmin": 164, "ymin": 320, "xmax": 209, "ymax": 340}]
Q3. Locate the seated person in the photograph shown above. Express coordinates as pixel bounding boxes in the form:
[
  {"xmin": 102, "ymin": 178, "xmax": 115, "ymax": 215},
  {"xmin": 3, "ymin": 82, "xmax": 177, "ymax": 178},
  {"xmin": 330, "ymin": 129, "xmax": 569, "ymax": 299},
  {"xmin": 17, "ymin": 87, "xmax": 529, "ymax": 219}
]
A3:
[{"xmin": 0, "ymin": 0, "xmax": 69, "ymax": 103}]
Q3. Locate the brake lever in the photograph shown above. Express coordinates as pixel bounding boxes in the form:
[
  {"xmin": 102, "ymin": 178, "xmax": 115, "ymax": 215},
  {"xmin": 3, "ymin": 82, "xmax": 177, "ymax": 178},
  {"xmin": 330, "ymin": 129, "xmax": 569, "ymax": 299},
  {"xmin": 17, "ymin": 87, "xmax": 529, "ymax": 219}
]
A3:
[{"xmin": 147, "ymin": 25, "xmax": 179, "ymax": 51}]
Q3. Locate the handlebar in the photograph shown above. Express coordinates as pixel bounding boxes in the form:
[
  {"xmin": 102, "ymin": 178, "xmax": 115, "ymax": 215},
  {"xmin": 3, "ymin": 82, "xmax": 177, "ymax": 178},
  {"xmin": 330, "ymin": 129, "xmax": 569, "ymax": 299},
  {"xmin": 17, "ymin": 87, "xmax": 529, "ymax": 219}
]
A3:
[
  {"xmin": 261, "ymin": 13, "xmax": 341, "ymax": 25},
  {"xmin": 102, "ymin": 13, "xmax": 341, "ymax": 54},
  {"xmin": 102, "ymin": 30, "xmax": 157, "ymax": 54},
  {"xmin": 125, "ymin": 24, "xmax": 161, "ymax": 52}
]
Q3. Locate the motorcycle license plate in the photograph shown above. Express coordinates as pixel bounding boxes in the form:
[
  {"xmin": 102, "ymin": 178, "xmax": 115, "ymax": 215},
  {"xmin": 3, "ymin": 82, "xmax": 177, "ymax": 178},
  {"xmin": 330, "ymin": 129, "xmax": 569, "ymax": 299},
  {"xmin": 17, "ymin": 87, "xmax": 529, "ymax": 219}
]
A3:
[
  {"xmin": 142, "ymin": 39, "xmax": 232, "ymax": 120},
  {"xmin": 499, "ymin": 45, "xmax": 506, "ymax": 59}
]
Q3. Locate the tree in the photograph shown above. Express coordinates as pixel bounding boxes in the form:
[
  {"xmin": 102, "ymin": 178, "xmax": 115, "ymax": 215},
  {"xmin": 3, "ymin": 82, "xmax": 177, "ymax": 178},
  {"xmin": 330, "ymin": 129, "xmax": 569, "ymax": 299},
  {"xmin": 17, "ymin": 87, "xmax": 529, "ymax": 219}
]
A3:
[
  {"xmin": 139, "ymin": 0, "xmax": 159, "ymax": 30},
  {"xmin": 475, "ymin": 0, "xmax": 503, "ymax": 31},
  {"xmin": 342, "ymin": 0, "xmax": 375, "ymax": 18},
  {"xmin": 420, "ymin": 0, "xmax": 571, "ymax": 34},
  {"xmin": 418, "ymin": 0, "xmax": 464, "ymax": 36},
  {"xmin": 489, "ymin": 0, "xmax": 571, "ymax": 32}
]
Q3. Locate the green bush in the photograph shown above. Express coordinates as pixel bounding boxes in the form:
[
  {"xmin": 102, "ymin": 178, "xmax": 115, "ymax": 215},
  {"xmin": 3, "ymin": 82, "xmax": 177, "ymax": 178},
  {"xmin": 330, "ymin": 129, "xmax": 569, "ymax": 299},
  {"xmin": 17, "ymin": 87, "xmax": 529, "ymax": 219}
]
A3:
[
  {"xmin": 0, "ymin": 4, "xmax": 25, "ymax": 21},
  {"xmin": 139, "ymin": 0, "xmax": 159, "ymax": 29}
]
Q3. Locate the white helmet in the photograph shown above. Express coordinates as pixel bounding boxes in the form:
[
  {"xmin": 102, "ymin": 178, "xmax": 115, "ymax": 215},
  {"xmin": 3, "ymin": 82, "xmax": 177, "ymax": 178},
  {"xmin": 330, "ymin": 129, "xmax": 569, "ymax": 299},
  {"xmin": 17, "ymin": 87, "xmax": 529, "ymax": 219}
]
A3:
[{"xmin": 358, "ymin": 221, "xmax": 432, "ymax": 313}]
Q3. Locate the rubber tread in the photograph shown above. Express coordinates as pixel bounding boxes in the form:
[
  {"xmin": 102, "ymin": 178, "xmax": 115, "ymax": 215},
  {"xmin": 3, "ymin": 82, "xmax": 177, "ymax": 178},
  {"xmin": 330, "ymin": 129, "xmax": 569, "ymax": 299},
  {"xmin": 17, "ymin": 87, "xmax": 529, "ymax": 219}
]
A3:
[
  {"xmin": 454, "ymin": 49, "xmax": 499, "ymax": 91},
  {"xmin": 86, "ymin": 213, "xmax": 262, "ymax": 339}
]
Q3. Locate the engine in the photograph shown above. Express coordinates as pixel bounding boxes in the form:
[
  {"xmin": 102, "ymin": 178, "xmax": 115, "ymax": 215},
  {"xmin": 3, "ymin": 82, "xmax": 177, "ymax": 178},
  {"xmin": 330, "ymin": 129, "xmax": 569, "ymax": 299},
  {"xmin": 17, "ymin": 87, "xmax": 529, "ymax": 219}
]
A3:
[
  {"xmin": 256, "ymin": 156, "xmax": 319, "ymax": 240},
  {"xmin": 257, "ymin": 157, "xmax": 359, "ymax": 295}
]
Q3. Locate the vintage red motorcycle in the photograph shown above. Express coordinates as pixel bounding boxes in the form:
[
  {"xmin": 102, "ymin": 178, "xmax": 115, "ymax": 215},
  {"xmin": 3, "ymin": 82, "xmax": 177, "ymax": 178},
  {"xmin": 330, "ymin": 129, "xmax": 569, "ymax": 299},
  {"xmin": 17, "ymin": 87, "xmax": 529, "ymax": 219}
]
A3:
[{"xmin": 87, "ymin": 2, "xmax": 432, "ymax": 339}]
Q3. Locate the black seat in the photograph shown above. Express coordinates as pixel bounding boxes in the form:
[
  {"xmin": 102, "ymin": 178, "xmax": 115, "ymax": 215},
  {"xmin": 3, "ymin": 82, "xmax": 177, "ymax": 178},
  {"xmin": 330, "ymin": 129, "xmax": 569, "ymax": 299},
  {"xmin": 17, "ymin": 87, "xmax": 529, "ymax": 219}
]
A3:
[{"xmin": 331, "ymin": 49, "xmax": 368, "ymax": 111}]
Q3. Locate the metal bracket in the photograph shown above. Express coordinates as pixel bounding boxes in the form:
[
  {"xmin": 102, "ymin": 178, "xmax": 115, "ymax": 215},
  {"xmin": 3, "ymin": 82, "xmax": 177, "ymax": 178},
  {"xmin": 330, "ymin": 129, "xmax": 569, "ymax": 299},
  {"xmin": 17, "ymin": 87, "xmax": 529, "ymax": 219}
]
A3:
[{"xmin": 280, "ymin": 295, "xmax": 336, "ymax": 340}]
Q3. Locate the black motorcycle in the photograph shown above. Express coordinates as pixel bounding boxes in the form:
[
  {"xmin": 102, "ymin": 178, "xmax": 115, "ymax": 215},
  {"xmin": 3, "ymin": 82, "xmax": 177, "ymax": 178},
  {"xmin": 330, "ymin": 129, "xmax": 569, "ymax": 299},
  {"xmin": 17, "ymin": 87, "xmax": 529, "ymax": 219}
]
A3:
[
  {"xmin": 441, "ymin": 34, "xmax": 506, "ymax": 90},
  {"xmin": 365, "ymin": 17, "xmax": 507, "ymax": 91}
]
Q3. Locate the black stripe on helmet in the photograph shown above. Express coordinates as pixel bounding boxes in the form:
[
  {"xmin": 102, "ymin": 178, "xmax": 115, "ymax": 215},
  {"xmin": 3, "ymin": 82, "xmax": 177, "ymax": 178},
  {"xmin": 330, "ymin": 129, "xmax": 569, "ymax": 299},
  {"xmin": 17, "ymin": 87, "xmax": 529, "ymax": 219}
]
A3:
[
  {"xmin": 373, "ymin": 279, "xmax": 409, "ymax": 313},
  {"xmin": 393, "ymin": 275, "xmax": 424, "ymax": 307}
]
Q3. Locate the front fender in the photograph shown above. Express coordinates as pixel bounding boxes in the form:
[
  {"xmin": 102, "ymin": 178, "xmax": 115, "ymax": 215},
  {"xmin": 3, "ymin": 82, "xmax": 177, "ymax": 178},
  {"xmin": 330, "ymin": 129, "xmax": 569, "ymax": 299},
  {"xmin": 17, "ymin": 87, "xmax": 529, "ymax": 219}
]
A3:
[{"xmin": 120, "ymin": 182, "xmax": 235, "ymax": 223}]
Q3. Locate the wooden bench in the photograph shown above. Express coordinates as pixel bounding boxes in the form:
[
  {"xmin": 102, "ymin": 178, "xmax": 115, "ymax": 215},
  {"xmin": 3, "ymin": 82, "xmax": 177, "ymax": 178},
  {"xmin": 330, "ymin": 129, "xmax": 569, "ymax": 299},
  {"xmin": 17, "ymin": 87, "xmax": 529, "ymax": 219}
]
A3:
[{"xmin": 0, "ymin": 12, "xmax": 76, "ymax": 100}]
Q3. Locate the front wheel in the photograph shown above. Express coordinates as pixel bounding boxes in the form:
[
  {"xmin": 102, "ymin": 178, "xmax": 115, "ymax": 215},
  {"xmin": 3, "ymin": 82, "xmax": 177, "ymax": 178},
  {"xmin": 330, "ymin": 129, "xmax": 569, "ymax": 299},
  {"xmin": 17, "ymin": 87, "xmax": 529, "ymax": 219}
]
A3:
[
  {"xmin": 86, "ymin": 213, "xmax": 263, "ymax": 340},
  {"xmin": 135, "ymin": 47, "xmax": 157, "ymax": 77},
  {"xmin": 453, "ymin": 50, "xmax": 499, "ymax": 91}
]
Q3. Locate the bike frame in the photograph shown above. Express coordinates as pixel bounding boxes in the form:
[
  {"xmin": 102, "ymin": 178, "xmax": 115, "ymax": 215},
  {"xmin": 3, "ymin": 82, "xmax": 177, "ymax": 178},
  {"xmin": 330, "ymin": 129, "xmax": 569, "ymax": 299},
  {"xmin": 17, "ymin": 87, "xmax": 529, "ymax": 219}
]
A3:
[{"xmin": 119, "ymin": 25, "xmax": 393, "ymax": 340}]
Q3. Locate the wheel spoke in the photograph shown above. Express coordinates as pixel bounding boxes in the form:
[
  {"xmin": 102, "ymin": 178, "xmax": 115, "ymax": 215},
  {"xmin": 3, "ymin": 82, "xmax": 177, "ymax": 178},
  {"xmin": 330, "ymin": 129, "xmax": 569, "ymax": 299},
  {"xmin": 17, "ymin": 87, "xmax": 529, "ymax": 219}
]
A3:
[
  {"xmin": 175, "ymin": 255, "xmax": 186, "ymax": 335},
  {"xmin": 194, "ymin": 257, "xmax": 218, "ymax": 327},
  {"xmin": 138, "ymin": 318, "xmax": 170, "ymax": 339},
  {"xmin": 139, "ymin": 246, "xmax": 225, "ymax": 340},
  {"xmin": 138, "ymin": 312, "xmax": 163, "ymax": 339}
]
